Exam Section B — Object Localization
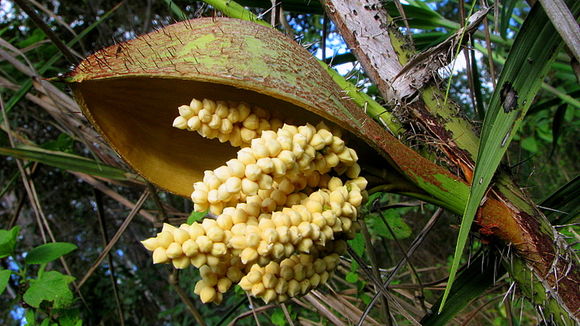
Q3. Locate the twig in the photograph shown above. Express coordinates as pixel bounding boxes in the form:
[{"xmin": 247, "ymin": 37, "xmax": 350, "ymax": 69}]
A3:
[
  {"xmin": 78, "ymin": 190, "xmax": 150, "ymax": 288},
  {"xmin": 2, "ymin": 93, "xmax": 88, "ymax": 309},
  {"xmin": 303, "ymin": 293, "xmax": 347, "ymax": 326},
  {"xmin": 246, "ymin": 293, "xmax": 262, "ymax": 326},
  {"xmin": 168, "ymin": 270, "xmax": 206, "ymax": 326},
  {"xmin": 357, "ymin": 208, "xmax": 442, "ymax": 326},
  {"xmin": 227, "ymin": 303, "xmax": 277, "ymax": 326},
  {"xmin": 12, "ymin": 0, "xmax": 79, "ymax": 64},
  {"xmin": 460, "ymin": 295, "xmax": 503, "ymax": 325},
  {"xmin": 280, "ymin": 303, "xmax": 295, "ymax": 326},
  {"xmin": 360, "ymin": 221, "xmax": 392, "ymax": 325},
  {"xmin": 95, "ymin": 190, "xmax": 125, "ymax": 326},
  {"xmin": 8, "ymin": 194, "xmax": 26, "ymax": 229},
  {"xmin": 376, "ymin": 208, "xmax": 427, "ymax": 313},
  {"xmin": 147, "ymin": 182, "xmax": 167, "ymax": 222},
  {"xmin": 71, "ymin": 172, "xmax": 156, "ymax": 223},
  {"xmin": 216, "ymin": 298, "xmax": 247, "ymax": 326}
]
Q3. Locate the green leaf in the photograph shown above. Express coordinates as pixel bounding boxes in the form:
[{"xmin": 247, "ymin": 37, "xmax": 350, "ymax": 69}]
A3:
[
  {"xmin": 0, "ymin": 226, "xmax": 20, "ymax": 258},
  {"xmin": 520, "ymin": 137, "xmax": 538, "ymax": 153},
  {"xmin": 0, "ymin": 269, "xmax": 11, "ymax": 295},
  {"xmin": 271, "ymin": 308, "xmax": 286, "ymax": 326},
  {"xmin": 23, "ymin": 271, "xmax": 75, "ymax": 308},
  {"xmin": 42, "ymin": 133, "xmax": 74, "ymax": 153},
  {"xmin": 25, "ymin": 242, "xmax": 77, "ymax": 265},
  {"xmin": 187, "ymin": 210, "xmax": 208, "ymax": 225},
  {"xmin": 439, "ymin": 0, "xmax": 580, "ymax": 312},
  {"xmin": 366, "ymin": 211, "xmax": 412, "ymax": 240},
  {"xmin": 348, "ymin": 233, "xmax": 365, "ymax": 257},
  {"xmin": 52, "ymin": 308, "xmax": 83, "ymax": 326},
  {"xmin": 345, "ymin": 271, "xmax": 359, "ymax": 283},
  {"xmin": 25, "ymin": 309, "xmax": 36, "ymax": 326},
  {"xmin": 0, "ymin": 145, "xmax": 134, "ymax": 181},
  {"xmin": 361, "ymin": 293, "xmax": 372, "ymax": 305},
  {"xmin": 162, "ymin": 0, "xmax": 188, "ymax": 20},
  {"xmin": 500, "ymin": 0, "xmax": 518, "ymax": 39},
  {"xmin": 202, "ymin": 0, "xmax": 270, "ymax": 27},
  {"xmin": 17, "ymin": 28, "xmax": 46, "ymax": 48}
]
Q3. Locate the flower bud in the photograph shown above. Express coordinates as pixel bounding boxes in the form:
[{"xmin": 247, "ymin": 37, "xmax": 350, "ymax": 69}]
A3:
[
  {"xmin": 238, "ymin": 148, "xmax": 256, "ymax": 165},
  {"xmin": 206, "ymin": 226, "xmax": 225, "ymax": 242},
  {"xmin": 256, "ymin": 157, "xmax": 274, "ymax": 174},
  {"xmin": 190, "ymin": 254, "xmax": 207, "ymax": 268},
  {"xmin": 287, "ymin": 279, "xmax": 300, "ymax": 297},
  {"xmin": 200, "ymin": 286, "xmax": 217, "ymax": 303},
  {"xmin": 187, "ymin": 116, "xmax": 201, "ymax": 130},
  {"xmin": 152, "ymin": 247, "xmax": 169, "ymax": 264},
  {"xmin": 241, "ymin": 247, "xmax": 258, "ymax": 264},
  {"xmin": 243, "ymin": 113, "xmax": 259, "ymax": 130},
  {"xmin": 241, "ymin": 179, "xmax": 259, "ymax": 195},
  {"xmin": 141, "ymin": 238, "xmax": 159, "ymax": 251},
  {"xmin": 182, "ymin": 239, "xmax": 199, "ymax": 256},
  {"xmin": 196, "ymin": 236, "xmax": 213, "ymax": 253},
  {"xmin": 172, "ymin": 256, "xmax": 190, "ymax": 269},
  {"xmin": 166, "ymin": 243, "xmax": 183, "ymax": 259},
  {"xmin": 189, "ymin": 98, "xmax": 203, "ymax": 113},
  {"xmin": 217, "ymin": 277, "xmax": 232, "ymax": 293},
  {"xmin": 237, "ymin": 102, "xmax": 251, "ymax": 121},
  {"xmin": 211, "ymin": 242, "xmax": 227, "ymax": 256},
  {"xmin": 251, "ymin": 283, "xmax": 266, "ymax": 296},
  {"xmin": 172, "ymin": 116, "xmax": 187, "ymax": 129}
]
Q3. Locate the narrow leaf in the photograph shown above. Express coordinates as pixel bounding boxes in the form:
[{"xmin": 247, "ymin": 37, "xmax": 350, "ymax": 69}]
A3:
[
  {"xmin": 500, "ymin": 0, "xmax": 518, "ymax": 39},
  {"xmin": 25, "ymin": 242, "xmax": 77, "ymax": 264},
  {"xmin": 439, "ymin": 0, "xmax": 580, "ymax": 312},
  {"xmin": 0, "ymin": 269, "xmax": 11, "ymax": 295},
  {"xmin": 202, "ymin": 0, "xmax": 270, "ymax": 27},
  {"xmin": 550, "ymin": 104, "xmax": 567, "ymax": 155},
  {"xmin": 25, "ymin": 310, "xmax": 36, "ymax": 326},
  {"xmin": 540, "ymin": 176, "xmax": 580, "ymax": 225},
  {"xmin": 538, "ymin": 0, "xmax": 580, "ymax": 61},
  {"xmin": 187, "ymin": 210, "xmax": 208, "ymax": 225},
  {"xmin": 0, "ymin": 145, "xmax": 133, "ymax": 181},
  {"xmin": 0, "ymin": 226, "xmax": 20, "ymax": 258},
  {"xmin": 162, "ymin": 0, "xmax": 188, "ymax": 20}
]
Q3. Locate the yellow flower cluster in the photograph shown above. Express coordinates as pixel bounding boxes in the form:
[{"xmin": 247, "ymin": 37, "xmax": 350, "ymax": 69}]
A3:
[
  {"xmin": 172, "ymin": 98, "xmax": 283, "ymax": 147},
  {"xmin": 143, "ymin": 98, "xmax": 368, "ymax": 304},
  {"xmin": 238, "ymin": 241, "xmax": 345, "ymax": 303}
]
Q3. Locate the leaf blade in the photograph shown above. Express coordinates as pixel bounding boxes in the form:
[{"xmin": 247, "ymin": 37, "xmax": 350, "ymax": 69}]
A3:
[
  {"xmin": 0, "ymin": 269, "xmax": 12, "ymax": 295},
  {"xmin": 0, "ymin": 226, "xmax": 20, "ymax": 258},
  {"xmin": 25, "ymin": 242, "xmax": 77, "ymax": 265},
  {"xmin": 0, "ymin": 145, "xmax": 134, "ymax": 181},
  {"xmin": 23, "ymin": 270, "xmax": 75, "ymax": 308}
]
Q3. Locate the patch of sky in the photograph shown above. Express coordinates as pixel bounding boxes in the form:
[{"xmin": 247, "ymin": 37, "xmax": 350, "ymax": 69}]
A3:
[
  {"xmin": 0, "ymin": 1, "xmax": 16, "ymax": 22},
  {"xmin": 10, "ymin": 306, "xmax": 25, "ymax": 326}
]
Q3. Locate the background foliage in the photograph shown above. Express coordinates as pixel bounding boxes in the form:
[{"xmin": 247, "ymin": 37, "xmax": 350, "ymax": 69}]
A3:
[{"xmin": 0, "ymin": 0, "xmax": 577, "ymax": 325}]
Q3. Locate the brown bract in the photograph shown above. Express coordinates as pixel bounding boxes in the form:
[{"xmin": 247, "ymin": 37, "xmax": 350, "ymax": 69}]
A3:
[
  {"xmin": 68, "ymin": 18, "xmax": 373, "ymax": 196},
  {"xmin": 67, "ymin": 17, "xmax": 458, "ymax": 198}
]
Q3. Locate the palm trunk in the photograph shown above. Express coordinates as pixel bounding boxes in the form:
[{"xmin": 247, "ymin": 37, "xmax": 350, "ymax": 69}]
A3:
[{"xmin": 322, "ymin": 0, "xmax": 579, "ymax": 323}]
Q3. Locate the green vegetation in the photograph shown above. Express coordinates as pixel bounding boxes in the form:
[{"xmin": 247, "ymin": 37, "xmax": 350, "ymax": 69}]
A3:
[{"xmin": 1, "ymin": 0, "xmax": 578, "ymax": 325}]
